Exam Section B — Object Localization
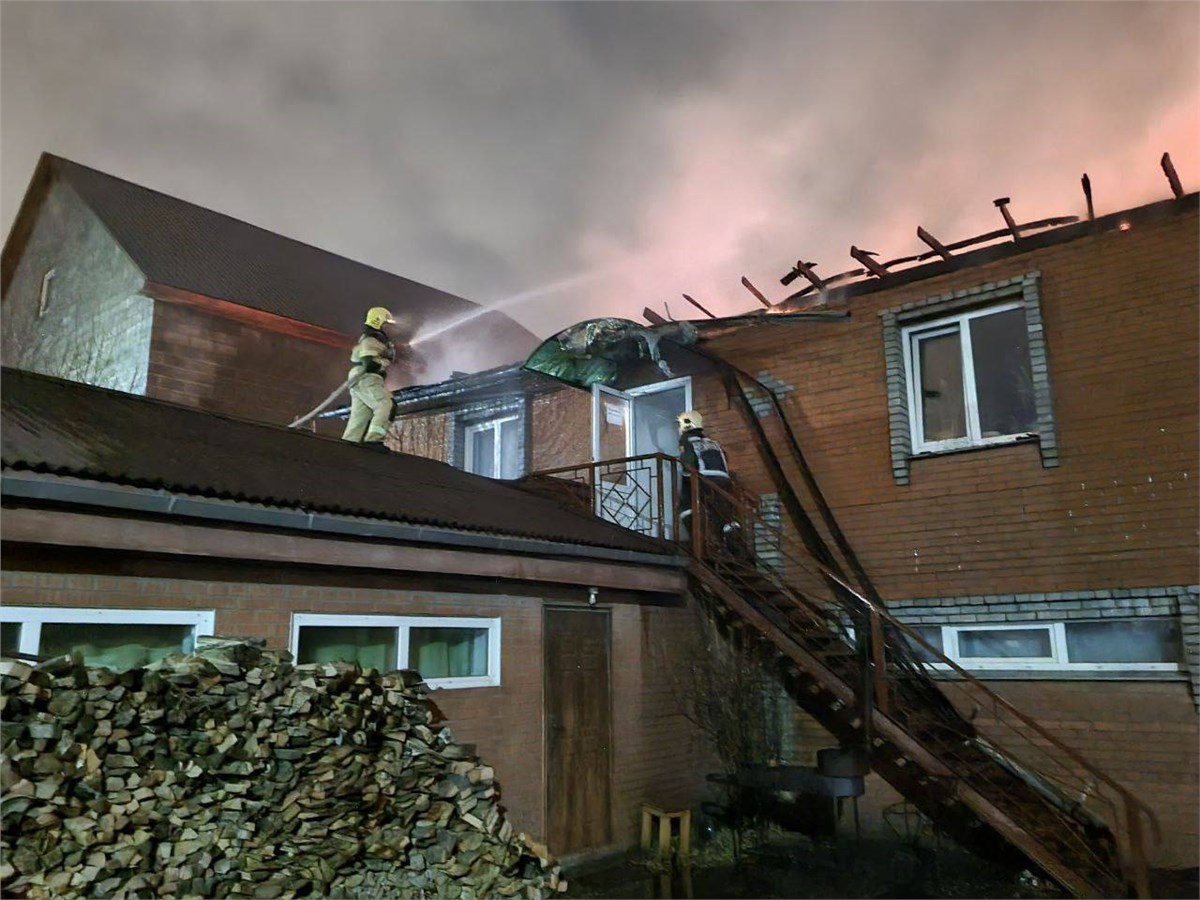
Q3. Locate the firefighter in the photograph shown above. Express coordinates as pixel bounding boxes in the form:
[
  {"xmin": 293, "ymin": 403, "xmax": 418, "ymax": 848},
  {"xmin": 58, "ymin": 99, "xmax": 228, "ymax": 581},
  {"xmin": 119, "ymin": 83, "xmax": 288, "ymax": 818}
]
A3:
[
  {"xmin": 342, "ymin": 306, "xmax": 399, "ymax": 448},
  {"xmin": 677, "ymin": 410, "xmax": 741, "ymax": 551}
]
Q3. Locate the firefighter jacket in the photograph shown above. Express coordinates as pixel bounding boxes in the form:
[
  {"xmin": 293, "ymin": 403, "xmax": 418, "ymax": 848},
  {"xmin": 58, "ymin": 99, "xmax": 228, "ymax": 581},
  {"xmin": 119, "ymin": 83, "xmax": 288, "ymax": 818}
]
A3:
[
  {"xmin": 348, "ymin": 327, "xmax": 395, "ymax": 378},
  {"xmin": 679, "ymin": 428, "xmax": 731, "ymax": 479}
]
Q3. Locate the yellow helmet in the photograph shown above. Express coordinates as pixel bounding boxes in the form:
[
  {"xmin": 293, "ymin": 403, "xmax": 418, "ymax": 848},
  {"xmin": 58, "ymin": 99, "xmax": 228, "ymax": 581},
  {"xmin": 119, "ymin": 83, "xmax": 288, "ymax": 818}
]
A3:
[
  {"xmin": 677, "ymin": 410, "xmax": 703, "ymax": 432},
  {"xmin": 365, "ymin": 307, "xmax": 395, "ymax": 330}
]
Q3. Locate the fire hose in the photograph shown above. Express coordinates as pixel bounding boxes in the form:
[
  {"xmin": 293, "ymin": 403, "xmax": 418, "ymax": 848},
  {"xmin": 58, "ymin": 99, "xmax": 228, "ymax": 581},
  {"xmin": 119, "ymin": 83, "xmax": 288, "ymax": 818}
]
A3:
[{"xmin": 287, "ymin": 373, "xmax": 365, "ymax": 430}]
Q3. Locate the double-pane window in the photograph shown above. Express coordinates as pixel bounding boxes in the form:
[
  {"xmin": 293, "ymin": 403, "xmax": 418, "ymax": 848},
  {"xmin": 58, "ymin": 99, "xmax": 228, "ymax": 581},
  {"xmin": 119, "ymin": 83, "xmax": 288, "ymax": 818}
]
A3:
[
  {"xmin": 911, "ymin": 618, "xmax": 1181, "ymax": 672},
  {"xmin": 465, "ymin": 416, "xmax": 522, "ymax": 480},
  {"xmin": 904, "ymin": 304, "xmax": 1037, "ymax": 452},
  {"xmin": 0, "ymin": 608, "xmax": 214, "ymax": 671},
  {"xmin": 291, "ymin": 615, "xmax": 500, "ymax": 689}
]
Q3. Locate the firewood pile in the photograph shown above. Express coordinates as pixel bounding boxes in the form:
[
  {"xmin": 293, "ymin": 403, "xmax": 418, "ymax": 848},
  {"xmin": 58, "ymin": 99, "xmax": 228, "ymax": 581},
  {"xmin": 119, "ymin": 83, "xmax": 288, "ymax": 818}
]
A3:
[{"xmin": 0, "ymin": 637, "xmax": 565, "ymax": 899}]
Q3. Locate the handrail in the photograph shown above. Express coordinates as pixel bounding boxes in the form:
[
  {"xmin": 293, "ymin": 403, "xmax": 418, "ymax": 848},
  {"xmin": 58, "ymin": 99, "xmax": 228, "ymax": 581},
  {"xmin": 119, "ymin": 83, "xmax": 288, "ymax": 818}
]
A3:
[{"xmin": 524, "ymin": 454, "xmax": 1157, "ymax": 897}]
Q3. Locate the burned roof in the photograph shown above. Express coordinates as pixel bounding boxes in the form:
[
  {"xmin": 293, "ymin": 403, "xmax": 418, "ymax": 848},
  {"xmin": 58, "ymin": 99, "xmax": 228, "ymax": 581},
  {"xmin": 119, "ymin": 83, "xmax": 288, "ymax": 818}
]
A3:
[
  {"xmin": 0, "ymin": 367, "xmax": 674, "ymax": 557},
  {"xmin": 2, "ymin": 154, "xmax": 534, "ymax": 347}
]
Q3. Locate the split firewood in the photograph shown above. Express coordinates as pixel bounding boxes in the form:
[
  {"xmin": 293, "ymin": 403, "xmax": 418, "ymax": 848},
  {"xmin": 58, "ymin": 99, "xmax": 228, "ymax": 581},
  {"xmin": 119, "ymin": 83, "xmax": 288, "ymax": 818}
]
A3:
[{"xmin": 1, "ymin": 637, "xmax": 566, "ymax": 899}]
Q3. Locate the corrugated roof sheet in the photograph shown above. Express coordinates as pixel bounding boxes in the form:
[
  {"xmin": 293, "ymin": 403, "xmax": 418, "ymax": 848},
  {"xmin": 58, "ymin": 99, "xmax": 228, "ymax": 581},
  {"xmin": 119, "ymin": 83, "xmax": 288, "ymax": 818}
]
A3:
[
  {"xmin": 0, "ymin": 367, "xmax": 672, "ymax": 556},
  {"xmin": 45, "ymin": 154, "xmax": 534, "ymax": 343}
]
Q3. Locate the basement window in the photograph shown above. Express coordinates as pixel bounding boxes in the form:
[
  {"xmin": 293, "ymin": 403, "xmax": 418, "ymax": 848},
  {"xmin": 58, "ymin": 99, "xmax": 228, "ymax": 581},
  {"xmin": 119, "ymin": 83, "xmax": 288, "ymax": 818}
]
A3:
[
  {"xmin": 881, "ymin": 273, "xmax": 1058, "ymax": 484},
  {"xmin": 0, "ymin": 607, "xmax": 215, "ymax": 670},
  {"xmin": 916, "ymin": 618, "xmax": 1181, "ymax": 673},
  {"xmin": 291, "ymin": 614, "xmax": 501, "ymax": 689}
]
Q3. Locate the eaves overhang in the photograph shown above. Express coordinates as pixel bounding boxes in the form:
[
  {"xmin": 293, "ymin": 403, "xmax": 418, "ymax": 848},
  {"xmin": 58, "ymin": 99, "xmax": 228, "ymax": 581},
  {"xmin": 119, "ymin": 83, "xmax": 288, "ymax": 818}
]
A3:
[{"xmin": 1, "ymin": 469, "xmax": 689, "ymax": 572}]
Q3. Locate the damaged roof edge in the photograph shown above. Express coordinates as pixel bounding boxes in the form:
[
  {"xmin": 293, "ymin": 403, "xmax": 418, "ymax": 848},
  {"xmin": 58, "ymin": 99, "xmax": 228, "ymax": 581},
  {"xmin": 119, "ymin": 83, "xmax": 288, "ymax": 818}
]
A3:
[
  {"xmin": 778, "ymin": 192, "xmax": 1200, "ymax": 309},
  {"xmin": 1, "ymin": 470, "xmax": 689, "ymax": 569}
]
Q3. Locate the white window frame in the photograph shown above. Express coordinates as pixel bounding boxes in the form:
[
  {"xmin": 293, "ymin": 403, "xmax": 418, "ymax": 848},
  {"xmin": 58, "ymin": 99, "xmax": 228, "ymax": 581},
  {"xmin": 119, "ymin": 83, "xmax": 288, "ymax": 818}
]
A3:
[
  {"xmin": 290, "ymin": 613, "xmax": 502, "ymax": 690},
  {"xmin": 464, "ymin": 415, "xmax": 521, "ymax": 480},
  {"xmin": 902, "ymin": 301, "xmax": 1036, "ymax": 454},
  {"xmin": 0, "ymin": 607, "xmax": 215, "ymax": 658},
  {"xmin": 918, "ymin": 620, "xmax": 1181, "ymax": 673}
]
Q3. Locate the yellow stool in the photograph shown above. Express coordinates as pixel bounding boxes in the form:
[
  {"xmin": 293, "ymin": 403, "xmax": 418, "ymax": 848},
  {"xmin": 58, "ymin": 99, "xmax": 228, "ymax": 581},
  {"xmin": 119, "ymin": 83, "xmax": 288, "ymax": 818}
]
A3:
[{"xmin": 640, "ymin": 804, "xmax": 691, "ymax": 859}]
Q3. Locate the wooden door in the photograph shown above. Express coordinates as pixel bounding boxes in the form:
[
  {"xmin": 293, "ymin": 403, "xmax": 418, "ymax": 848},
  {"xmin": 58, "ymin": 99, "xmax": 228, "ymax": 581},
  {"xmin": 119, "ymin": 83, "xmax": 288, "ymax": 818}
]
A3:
[{"xmin": 545, "ymin": 607, "xmax": 612, "ymax": 854}]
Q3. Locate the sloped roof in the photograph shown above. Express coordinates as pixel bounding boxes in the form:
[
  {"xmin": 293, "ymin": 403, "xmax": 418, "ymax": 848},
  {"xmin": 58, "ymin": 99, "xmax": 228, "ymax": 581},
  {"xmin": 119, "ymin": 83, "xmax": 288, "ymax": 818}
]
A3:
[
  {"xmin": 0, "ymin": 367, "xmax": 672, "ymax": 557},
  {"xmin": 9, "ymin": 154, "xmax": 535, "ymax": 346}
]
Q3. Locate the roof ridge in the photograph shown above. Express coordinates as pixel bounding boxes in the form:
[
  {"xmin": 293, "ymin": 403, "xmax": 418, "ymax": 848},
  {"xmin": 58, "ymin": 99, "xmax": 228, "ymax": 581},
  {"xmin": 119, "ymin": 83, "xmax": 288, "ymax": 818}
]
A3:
[{"xmin": 46, "ymin": 153, "xmax": 480, "ymax": 306}]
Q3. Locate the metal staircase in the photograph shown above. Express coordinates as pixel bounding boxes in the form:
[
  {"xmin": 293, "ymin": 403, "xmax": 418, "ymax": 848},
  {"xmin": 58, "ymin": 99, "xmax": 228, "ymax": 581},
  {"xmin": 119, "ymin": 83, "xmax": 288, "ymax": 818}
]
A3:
[{"xmin": 523, "ymin": 451, "xmax": 1159, "ymax": 898}]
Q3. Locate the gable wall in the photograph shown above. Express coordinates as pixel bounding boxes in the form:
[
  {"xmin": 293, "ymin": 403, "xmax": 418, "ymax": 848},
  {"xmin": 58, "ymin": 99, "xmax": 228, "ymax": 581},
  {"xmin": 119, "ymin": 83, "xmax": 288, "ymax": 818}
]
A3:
[{"xmin": 1, "ymin": 174, "xmax": 152, "ymax": 393}]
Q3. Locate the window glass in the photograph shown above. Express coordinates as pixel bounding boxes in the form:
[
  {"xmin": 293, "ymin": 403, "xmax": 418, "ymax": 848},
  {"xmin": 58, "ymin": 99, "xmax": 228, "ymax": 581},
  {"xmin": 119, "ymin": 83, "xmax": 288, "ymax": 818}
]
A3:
[
  {"xmin": 499, "ymin": 418, "xmax": 521, "ymax": 480},
  {"xmin": 409, "ymin": 626, "xmax": 488, "ymax": 679},
  {"xmin": 40, "ymin": 622, "xmax": 193, "ymax": 671},
  {"xmin": 1065, "ymin": 619, "xmax": 1182, "ymax": 664},
  {"xmin": 905, "ymin": 626, "xmax": 944, "ymax": 662},
  {"xmin": 1, "ymin": 623, "xmax": 21, "ymax": 657},
  {"xmin": 297, "ymin": 626, "xmax": 396, "ymax": 671},
  {"xmin": 969, "ymin": 309, "xmax": 1037, "ymax": 437},
  {"xmin": 959, "ymin": 627, "xmax": 1052, "ymax": 658},
  {"xmin": 916, "ymin": 330, "xmax": 966, "ymax": 441},
  {"xmin": 469, "ymin": 427, "xmax": 496, "ymax": 478},
  {"xmin": 634, "ymin": 386, "xmax": 688, "ymax": 456}
]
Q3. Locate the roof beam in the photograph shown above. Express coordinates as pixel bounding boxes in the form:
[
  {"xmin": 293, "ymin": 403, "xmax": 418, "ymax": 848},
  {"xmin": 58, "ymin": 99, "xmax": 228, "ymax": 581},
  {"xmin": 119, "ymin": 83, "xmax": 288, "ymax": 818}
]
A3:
[
  {"xmin": 1161, "ymin": 152, "xmax": 1185, "ymax": 200},
  {"xmin": 993, "ymin": 197, "xmax": 1022, "ymax": 240},
  {"xmin": 915, "ymin": 226, "xmax": 955, "ymax": 262},
  {"xmin": 740, "ymin": 276, "xmax": 773, "ymax": 309},
  {"xmin": 849, "ymin": 246, "xmax": 889, "ymax": 279},
  {"xmin": 681, "ymin": 293, "xmax": 717, "ymax": 319}
]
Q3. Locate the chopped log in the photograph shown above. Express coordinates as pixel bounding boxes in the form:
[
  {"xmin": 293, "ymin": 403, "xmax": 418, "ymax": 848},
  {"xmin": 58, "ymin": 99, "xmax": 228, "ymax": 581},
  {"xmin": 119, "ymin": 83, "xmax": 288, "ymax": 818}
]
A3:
[{"xmin": 0, "ymin": 639, "xmax": 564, "ymax": 898}]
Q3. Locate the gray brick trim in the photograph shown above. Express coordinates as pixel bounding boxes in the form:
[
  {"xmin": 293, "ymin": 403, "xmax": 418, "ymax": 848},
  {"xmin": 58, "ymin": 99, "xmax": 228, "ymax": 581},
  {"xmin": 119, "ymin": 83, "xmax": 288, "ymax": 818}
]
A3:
[
  {"xmin": 1181, "ymin": 586, "xmax": 1200, "ymax": 707},
  {"xmin": 887, "ymin": 585, "xmax": 1197, "ymax": 624},
  {"xmin": 754, "ymin": 493, "xmax": 783, "ymax": 572},
  {"xmin": 888, "ymin": 585, "xmax": 1199, "ymax": 705},
  {"xmin": 880, "ymin": 272, "xmax": 1059, "ymax": 484}
]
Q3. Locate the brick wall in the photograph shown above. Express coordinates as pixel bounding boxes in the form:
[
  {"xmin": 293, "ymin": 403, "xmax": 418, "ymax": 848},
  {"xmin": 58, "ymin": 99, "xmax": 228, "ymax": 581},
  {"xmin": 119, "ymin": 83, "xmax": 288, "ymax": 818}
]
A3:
[
  {"xmin": 389, "ymin": 411, "xmax": 453, "ymax": 460},
  {"xmin": 0, "ymin": 569, "xmax": 714, "ymax": 855},
  {"xmin": 146, "ymin": 302, "xmax": 351, "ymax": 432},
  {"xmin": 979, "ymin": 680, "xmax": 1199, "ymax": 869},
  {"xmin": 1, "ymin": 174, "xmax": 152, "ymax": 393},
  {"xmin": 531, "ymin": 388, "xmax": 592, "ymax": 471},
  {"xmin": 704, "ymin": 209, "xmax": 1200, "ymax": 599}
]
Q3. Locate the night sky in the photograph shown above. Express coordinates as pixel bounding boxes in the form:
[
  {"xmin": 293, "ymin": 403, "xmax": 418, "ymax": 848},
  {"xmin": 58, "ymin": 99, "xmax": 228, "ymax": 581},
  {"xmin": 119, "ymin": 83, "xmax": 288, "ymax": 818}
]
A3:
[{"xmin": 3, "ymin": 1, "xmax": 1196, "ymax": 342}]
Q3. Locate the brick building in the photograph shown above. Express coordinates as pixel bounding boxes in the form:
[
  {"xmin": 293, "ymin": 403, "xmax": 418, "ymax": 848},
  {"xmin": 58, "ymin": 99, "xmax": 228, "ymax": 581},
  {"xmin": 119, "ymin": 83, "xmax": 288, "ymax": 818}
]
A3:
[
  {"xmin": 0, "ymin": 367, "xmax": 712, "ymax": 859},
  {"xmin": 0, "ymin": 153, "xmax": 536, "ymax": 429},
  {"xmin": 383, "ymin": 192, "xmax": 1199, "ymax": 870}
]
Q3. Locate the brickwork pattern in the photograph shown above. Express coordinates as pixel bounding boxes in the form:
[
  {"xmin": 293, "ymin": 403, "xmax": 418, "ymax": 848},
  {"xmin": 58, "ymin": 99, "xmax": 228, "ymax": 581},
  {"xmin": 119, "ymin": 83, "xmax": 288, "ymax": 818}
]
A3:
[
  {"xmin": 146, "ymin": 303, "xmax": 351, "ymax": 432},
  {"xmin": 702, "ymin": 210, "xmax": 1200, "ymax": 599},
  {"xmin": 0, "ymin": 570, "xmax": 714, "ymax": 855},
  {"xmin": 388, "ymin": 411, "xmax": 452, "ymax": 460},
  {"xmin": 530, "ymin": 389, "xmax": 591, "ymax": 471},
  {"xmin": 888, "ymin": 584, "xmax": 1197, "ymax": 625}
]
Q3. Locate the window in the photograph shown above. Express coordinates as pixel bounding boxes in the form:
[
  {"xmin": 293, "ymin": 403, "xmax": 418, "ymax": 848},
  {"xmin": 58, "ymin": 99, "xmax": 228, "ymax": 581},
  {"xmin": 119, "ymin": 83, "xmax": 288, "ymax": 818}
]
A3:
[
  {"xmin": 903, "ymin": 303, "xmax": 1037, "ymax": 453},
  {"xmin": 881, "ymin": 273, "xmax": 1058, "ymax": 485},
  {"xmin": 0, "ymin": 607, "xmax": 215, "ymax": 671},
  {"xmin": 464, "ymin": 416, "xmax": 522, "ymax": 480},
  {"xmin": 915, "ymin": 619, "xmax": 1181, "ymax": 672},
  {"xmin": 291, "ymin": 614, "xmax": 501, "ymax": 689}
]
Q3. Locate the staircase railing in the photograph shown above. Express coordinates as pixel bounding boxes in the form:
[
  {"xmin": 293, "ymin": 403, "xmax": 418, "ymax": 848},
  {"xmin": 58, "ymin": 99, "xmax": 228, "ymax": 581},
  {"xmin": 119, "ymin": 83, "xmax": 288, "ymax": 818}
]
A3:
[{"xmin": 521, "ymin": 455, "xmax": 1157, "ymax": 898}]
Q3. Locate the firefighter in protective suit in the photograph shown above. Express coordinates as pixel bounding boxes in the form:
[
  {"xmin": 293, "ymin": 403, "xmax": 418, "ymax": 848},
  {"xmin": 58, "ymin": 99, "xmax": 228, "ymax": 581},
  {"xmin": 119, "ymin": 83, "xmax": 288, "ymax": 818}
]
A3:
[
  {"xmin": 342, "ymin": 307, "xmax": 399, "ymax": 448},
  {"xmin": 678, "ymin": 410, "xmax": 745, "ymax": 555}
]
